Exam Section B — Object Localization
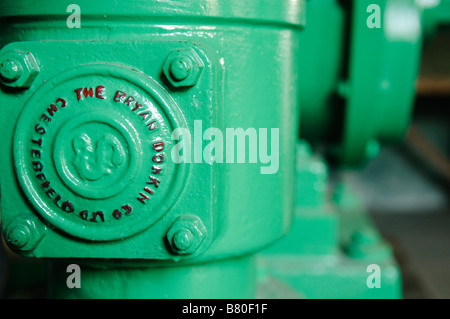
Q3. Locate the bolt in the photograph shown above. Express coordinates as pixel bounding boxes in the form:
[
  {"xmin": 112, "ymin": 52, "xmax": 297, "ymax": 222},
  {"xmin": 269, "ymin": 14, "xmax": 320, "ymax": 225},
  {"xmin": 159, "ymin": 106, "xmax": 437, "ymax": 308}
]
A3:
[
  {"xmin": 0, "ymin": 59, "xmax": 22, "ymax": 82},
  {"xmin": 344, "ymin": 227, "xmax": 391, "ymax": 259},
  {"xmin": 162, "ymin": 48, "xmax": 205, "ymax": 88},
  {"xmin": 7, "ymin": 224, "xmax": 31, "ymax": 248},
  {"xmin": 0, "ymin": 50, "xmax": 39, "ymax": 88},
  {"xmin": 365, "ymin": 139, "xmax": 380, "ymax": 161},
  {"xmin": 166, "ymin": 215, "xmax": 207, "ymax": 255},
  {"xmin": 172, "ymin": 228, "xmax": 194, "ymax": 251},
  {"xmin": 5, "ymin": 215, "xmax": 46, "ymax": 253},
  {"xmin": 169, "ymin": 58, "xmax": 193, "ymax": 82},
  {"xmin": 350, "ymin": 227, "xmax": 380, "ymax": 245}
]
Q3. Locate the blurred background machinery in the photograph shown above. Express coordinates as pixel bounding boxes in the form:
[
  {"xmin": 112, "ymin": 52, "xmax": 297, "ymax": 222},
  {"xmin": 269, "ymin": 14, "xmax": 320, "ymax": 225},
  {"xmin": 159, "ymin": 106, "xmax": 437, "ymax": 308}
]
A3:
[
  {"xmin": 258, "ymin": 0, "xmax": 450, "ymax": 298},
  {"xmin": 0, "ymin": 0, "xmax": 449, "ymax": 298}
]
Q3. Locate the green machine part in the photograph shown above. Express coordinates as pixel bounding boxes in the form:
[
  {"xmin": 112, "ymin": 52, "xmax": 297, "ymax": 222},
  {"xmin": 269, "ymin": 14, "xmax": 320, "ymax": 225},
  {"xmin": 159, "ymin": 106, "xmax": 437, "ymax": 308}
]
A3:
[
  {"xmin": 258, "ymin": 141, "xmax": 403, "ymax": 299},
  {"xmin": 0, "ymin": 0, "xmax": 303, "ymax": 298},
  {"xmin": 257, "ymin": 0, "xmax": 447, "ymax": 299},
  {"xmin": 299, "ymin": 0, "xmax": 444, "ymax": 164},
  {"xmin": 0, "ymin": 0, "xmax": 444, "ymax": 299}
]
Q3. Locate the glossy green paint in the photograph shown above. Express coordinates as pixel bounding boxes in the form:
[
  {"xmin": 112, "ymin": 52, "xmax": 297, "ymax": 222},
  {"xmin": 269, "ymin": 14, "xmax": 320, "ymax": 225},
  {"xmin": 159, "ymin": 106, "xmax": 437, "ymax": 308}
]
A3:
[
  {"xmin": 339, "ymin": 0, "xmax": 423, "ymax": 164},
  {"xmin": 0, "ymin": 0, "xmax": 303, "ymax": 298},
  {"xmin": 298, "ymin": 0, "xmax": 347, "ymax": 142},
  {"xmin": 2, "ymin": 42, "xmax": 215, "ymax": 260},
  {"xmin": 0, "ymin": 0, "xmax": 442, "ymax": 299},
  {"xmin": 262, "ymin": 143, "xmax": 338, "ymax": 257},
  {"xmin": 49, "ymin": 256, "xmax": 256, "ymax": 299},
  {"xmin": 299, "ymin": 0, "xmax": 433, "ymax": 164}
]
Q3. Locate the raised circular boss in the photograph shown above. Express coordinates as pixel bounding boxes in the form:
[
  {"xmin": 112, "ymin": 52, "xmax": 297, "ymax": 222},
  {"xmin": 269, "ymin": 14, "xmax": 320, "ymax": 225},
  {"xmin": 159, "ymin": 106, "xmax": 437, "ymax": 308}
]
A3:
[{"xmin": 14, "ymin": 64, "xmax": 187, "ymax": 241}]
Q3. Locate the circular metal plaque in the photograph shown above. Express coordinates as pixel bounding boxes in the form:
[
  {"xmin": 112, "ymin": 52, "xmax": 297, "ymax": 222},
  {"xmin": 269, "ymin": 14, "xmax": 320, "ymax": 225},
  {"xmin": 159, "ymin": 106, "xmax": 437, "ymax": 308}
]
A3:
[{"xmin": 14, "ymin": 64, "xmax": 187, "ymax": 241}]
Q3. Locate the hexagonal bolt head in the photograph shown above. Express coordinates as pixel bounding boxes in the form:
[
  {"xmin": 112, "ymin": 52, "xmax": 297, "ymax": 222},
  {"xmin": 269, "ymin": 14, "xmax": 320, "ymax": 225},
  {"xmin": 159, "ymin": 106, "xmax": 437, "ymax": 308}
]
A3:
[
  {"xmin": 166, "ymin": 215, "xmax": 207, "ymax": 255},
  {"xmin": 0, "ymin": 50, "xmax": 40, "ymax": 88},
  {"xmin": 5, "ymin": 214, "xmax": 46, "ymax": 252},
  {"xmin": 162, "ymin": 48, "xmax": 204, "ymax": 88}
]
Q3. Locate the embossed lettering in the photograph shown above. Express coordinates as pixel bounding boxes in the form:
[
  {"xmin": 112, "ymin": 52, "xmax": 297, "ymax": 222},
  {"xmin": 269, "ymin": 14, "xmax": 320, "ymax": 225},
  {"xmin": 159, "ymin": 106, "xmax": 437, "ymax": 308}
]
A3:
[
  {"xmin": 131, "ymin": 103, "xmax": 142, "ymax": 112},
  {"xmin": 147, "ymin": 121, "xmax": 157, "ymax": 131},
  {"xmin": 113, "ymin": 91, "xmax": 126, "ymax": 102},
  {"xmin": 32, "ymin": 139, "xmax": 43, "ymax": 147},
  {"xmin": 35, "ymin": 125, "xmax": 46, "ymax": 135},
  {"xmin": 41, "ymin": 181, "xmax": 50, "ymax": 188},
  {"xmin": 90, "ymin": 211, "xmax": 105, "ymax": 222},
  {"xmin": 31, "ymin": 149, "xmax": 41, "ymax": 158},
  {"xmin": 46, "ymin": 188, "xmax": 56, "ymax": 198},
  {"xmin": 146, "ymin": 175, "xmax": 160, "ymax": 188},
  {"xmin": 74, "ymin": 88, "xmax": 83, "ymax": 100},
  {"xmin": 95, "ymin": 86, "xmax": 105, "ymax": 99},
  {"xmin": 40, "ymin": 113, "xmax": 51, "ymax": 123},
  {"xmin": 46, "ymin": 98, "xmax": 67, "ymax": 117},
  {"xmin": 122, "ymin": 205, "xmax": 132, "ymax": 215},
  {"xmin": 138, "ymin": 112, "xmax": 150, "ymax": 120},
  {"xmin": 76, "ymin": 87, "xmax": 105, "ymax": 100},
  {"xmin": 112, "ymin": 209, "xmax": 122, "ymax": 219},
  {"xmin": 80, "ymin": 210, "xmax": 88, "ymax": 220},
  {"xmin": 124, "ymin": 96, "xmax": 134, "ymax": 106},
  {"xmin": 152, "ymin": 153, "xmax": 165, "ymax": 163},
  {"xmin": 153, "ymin": 142, "xmax": 164, "ymax": 152},
  {"xmin": 47, "ymin": 104, "xmax": 58, "ymax": 117},
  {"xmin": 83, "ymin": 87, "xmax": 94, "ymax": 98},
  {"xmin": 143, "ymin": 187, "xmax": 153, "ymax": 194},
  {"xmin": 151, "ymin": 165, "xmax": 162, "ymax": 175},
  {"xmin": 54, "ymin": 195, "xmax": 62, "ymax": 207},
  {"xmin": 137, "ymin": 193, "xmax": 149, "ymax": 204},
  {"xmin": 112, "ymin": 205, "xmax": 132, "ymax": 219},
  {"xmin": 62, "ymin": 201, "xmax": 75, "ymax": 213},
  {"xmin": 79, "ymin": 210, "xmax": 105, "ymax": 222},
  {"xmin": 32, "ymin": 161, "xmax": 43, "ymax": 172},
  {"xmin": 26, "ymin": 83, "xmax": 169, "ymax": 225}
]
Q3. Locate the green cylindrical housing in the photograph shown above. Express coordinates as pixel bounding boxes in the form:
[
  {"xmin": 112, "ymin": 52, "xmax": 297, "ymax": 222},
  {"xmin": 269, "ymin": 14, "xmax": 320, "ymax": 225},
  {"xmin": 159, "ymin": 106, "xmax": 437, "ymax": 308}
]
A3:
[
  {"xmin": 298, "ymin": 0, "xmax": 432, "ymax": 164},
  {"xmin": 0, "ymin": 0, "xmax": 304, "ymax": 298}
]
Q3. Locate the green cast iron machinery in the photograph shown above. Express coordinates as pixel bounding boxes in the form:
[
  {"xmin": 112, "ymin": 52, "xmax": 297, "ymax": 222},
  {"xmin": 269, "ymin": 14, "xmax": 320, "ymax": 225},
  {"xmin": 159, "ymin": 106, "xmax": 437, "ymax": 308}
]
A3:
[
  {"xmin": 1, "ymin": 0, "xmax": 448, "ymax": 298},
  {"xmin": 0, "ymin": 0, "xmax": 303, "ymax": 298},
  {"xmin": 259, "ymin": 0, "xmax": 449, "ymax": 299},
  {"xmin": 299, "ymin": 0, "xmax": 449, "ymax": 163}
]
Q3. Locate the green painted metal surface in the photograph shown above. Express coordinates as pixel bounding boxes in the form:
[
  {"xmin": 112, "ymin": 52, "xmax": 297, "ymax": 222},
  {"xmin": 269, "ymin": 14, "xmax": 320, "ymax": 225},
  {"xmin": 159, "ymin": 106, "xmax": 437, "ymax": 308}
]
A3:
[
  {"xmin": 0, "ymin": 0, "xmax": 445, "ymax": 299},
  {"xmin": 339, "ymin": 0, "xmax": 423, "ymax": 164},
  {"xmin": 299, "ymin": 0, "xmax": 431, "ymax": 164},
  {"xmin": 49, "ymin": 256, "xmax": 256, "ymax": 299},
  {"xmin": 298, "ymin": 0, "xmax": 347, "ymax": 142},
  {"xmin": 0, "ymin": 0, "xmax": 303, "ymax": 298}
]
